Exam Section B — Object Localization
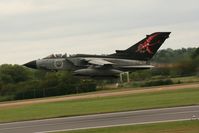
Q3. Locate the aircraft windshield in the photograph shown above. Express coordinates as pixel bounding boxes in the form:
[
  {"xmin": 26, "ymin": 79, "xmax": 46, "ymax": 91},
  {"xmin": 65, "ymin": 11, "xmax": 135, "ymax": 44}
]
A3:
[{"xmin": 43, "ymin": 54, "xmax": 67, "ymax": 59}]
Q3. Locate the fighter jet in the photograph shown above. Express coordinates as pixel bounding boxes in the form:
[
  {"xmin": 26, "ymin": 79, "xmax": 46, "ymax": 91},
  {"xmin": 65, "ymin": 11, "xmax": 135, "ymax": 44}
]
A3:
[{"xmin": 24, "ymin": 32, "xmax": 171, "ymax": 78}]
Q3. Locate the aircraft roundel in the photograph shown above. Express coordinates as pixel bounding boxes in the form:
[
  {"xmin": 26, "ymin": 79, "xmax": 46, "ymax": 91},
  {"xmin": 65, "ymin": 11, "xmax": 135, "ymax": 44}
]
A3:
[{"xmin": 54, "ymin": 60, "xmax": 63, "ymax": 68}]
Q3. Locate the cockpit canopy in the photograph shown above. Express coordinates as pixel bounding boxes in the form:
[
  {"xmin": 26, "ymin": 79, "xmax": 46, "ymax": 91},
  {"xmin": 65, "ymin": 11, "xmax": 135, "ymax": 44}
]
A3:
[{"xmin": 43, "ymin": 53, "xmax": 67, "ymax": 59}]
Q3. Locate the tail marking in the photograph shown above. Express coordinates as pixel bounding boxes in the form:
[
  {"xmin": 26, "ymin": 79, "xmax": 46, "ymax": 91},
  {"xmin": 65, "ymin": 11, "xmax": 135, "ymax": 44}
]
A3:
[{"xmin": 136, "ymin": 33, "xmax": 159, "ymax": 54}]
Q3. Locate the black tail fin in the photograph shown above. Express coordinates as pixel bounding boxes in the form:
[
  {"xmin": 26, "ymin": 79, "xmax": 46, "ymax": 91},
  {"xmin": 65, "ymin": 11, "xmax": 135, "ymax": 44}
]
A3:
[{"xmin": 111, "ymin": 32, "xmax": 171, "ymax": 61}]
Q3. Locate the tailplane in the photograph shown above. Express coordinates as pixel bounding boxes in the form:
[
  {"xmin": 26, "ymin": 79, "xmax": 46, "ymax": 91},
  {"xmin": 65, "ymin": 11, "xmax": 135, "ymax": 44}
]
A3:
[{"xmin": 111, "ymin": 32, "xmax": 171, "ymax": 61}]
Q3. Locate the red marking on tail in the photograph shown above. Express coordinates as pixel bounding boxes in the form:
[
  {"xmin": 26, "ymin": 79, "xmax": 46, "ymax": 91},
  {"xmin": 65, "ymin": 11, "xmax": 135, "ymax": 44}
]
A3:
[{"xmin": 136, "ymin": 33, "xmax": 159, "ymax": 54}]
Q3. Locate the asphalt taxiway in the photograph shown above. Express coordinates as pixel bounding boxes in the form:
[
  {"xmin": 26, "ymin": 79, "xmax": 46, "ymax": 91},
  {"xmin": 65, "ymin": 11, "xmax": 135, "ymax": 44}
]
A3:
[{"xmin": 0, "ymin": 105, "xmax": 198, "ymax": 133}]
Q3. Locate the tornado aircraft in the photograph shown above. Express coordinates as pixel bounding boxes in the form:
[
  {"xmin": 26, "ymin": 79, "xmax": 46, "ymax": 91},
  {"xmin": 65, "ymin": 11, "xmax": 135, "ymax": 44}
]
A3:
[{"xmin": 24, "ymin": 32, "xmax": 171, "ymax": 78}]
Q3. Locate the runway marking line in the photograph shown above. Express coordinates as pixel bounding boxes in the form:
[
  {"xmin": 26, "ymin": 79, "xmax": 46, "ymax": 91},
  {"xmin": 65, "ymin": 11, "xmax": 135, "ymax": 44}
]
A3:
[{"xmin": 34, "ymin": 119, "xmax": 191, "ymax": 133}]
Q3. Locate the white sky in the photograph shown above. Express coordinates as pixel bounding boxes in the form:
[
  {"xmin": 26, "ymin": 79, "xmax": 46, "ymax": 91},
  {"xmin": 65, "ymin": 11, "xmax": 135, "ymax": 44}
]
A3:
[{"xmin": 0, "ymin": 0, "xmax": 198, "ymax": 64}]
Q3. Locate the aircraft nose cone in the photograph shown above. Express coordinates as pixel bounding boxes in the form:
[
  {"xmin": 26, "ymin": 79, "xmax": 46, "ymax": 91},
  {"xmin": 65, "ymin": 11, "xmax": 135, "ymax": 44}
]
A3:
[{"xmin": 23, "ymin": 60, "xmax": 37, "ymax": 69}]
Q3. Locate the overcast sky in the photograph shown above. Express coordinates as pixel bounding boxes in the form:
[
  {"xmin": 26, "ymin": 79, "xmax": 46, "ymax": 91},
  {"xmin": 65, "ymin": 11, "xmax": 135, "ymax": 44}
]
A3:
[{"xmin": 0, "ymin": 0, "xmax": 198, "ymax": 64}]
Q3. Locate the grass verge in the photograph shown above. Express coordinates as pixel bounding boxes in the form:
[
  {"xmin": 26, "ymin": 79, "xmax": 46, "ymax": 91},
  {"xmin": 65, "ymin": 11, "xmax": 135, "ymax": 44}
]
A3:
[
  {"xmin": 56, "ymin": 120, "xmax": 199, "ymax": 133},
  {"xmin": 0, "ymin": 88, "xmax": 199, "ymax": 123},
  {"xmin": 123, "ymin": 76, "xmax": 199, "ymax": 88}
]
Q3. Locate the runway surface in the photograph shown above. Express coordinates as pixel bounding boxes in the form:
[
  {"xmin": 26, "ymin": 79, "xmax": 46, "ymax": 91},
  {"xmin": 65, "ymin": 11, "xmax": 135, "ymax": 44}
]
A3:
[{"xmin": 0, "ymin": 105, "xmax": 199, "ymax": 133}]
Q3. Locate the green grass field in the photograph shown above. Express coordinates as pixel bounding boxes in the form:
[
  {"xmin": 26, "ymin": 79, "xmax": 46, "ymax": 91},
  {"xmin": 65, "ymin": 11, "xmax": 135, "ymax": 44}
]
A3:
[
  {"xmin": 172, "ymin": 76, "xmax": 199, "ymax": 83},
  {"xmin": 0, "ymin": 88, "xmax": 199, "ymax": 123},
  {"xmin": 123, "ymin": 76, "xmax": 199, "ymax": 88},
  {"xmin": 56, "ymin": 120, "xmax": 199, "ymax": 133}
]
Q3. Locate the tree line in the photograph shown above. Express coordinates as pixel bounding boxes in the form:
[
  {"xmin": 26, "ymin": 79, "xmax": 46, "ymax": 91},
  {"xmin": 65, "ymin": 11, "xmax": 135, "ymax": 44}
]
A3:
[
  {"xmin": 0, "ymin": 67, "xmax": 97, "ymax": 101},
  {"xmin": 131, "ymin": 47, "xmax": 199, "ymax": 81}
]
